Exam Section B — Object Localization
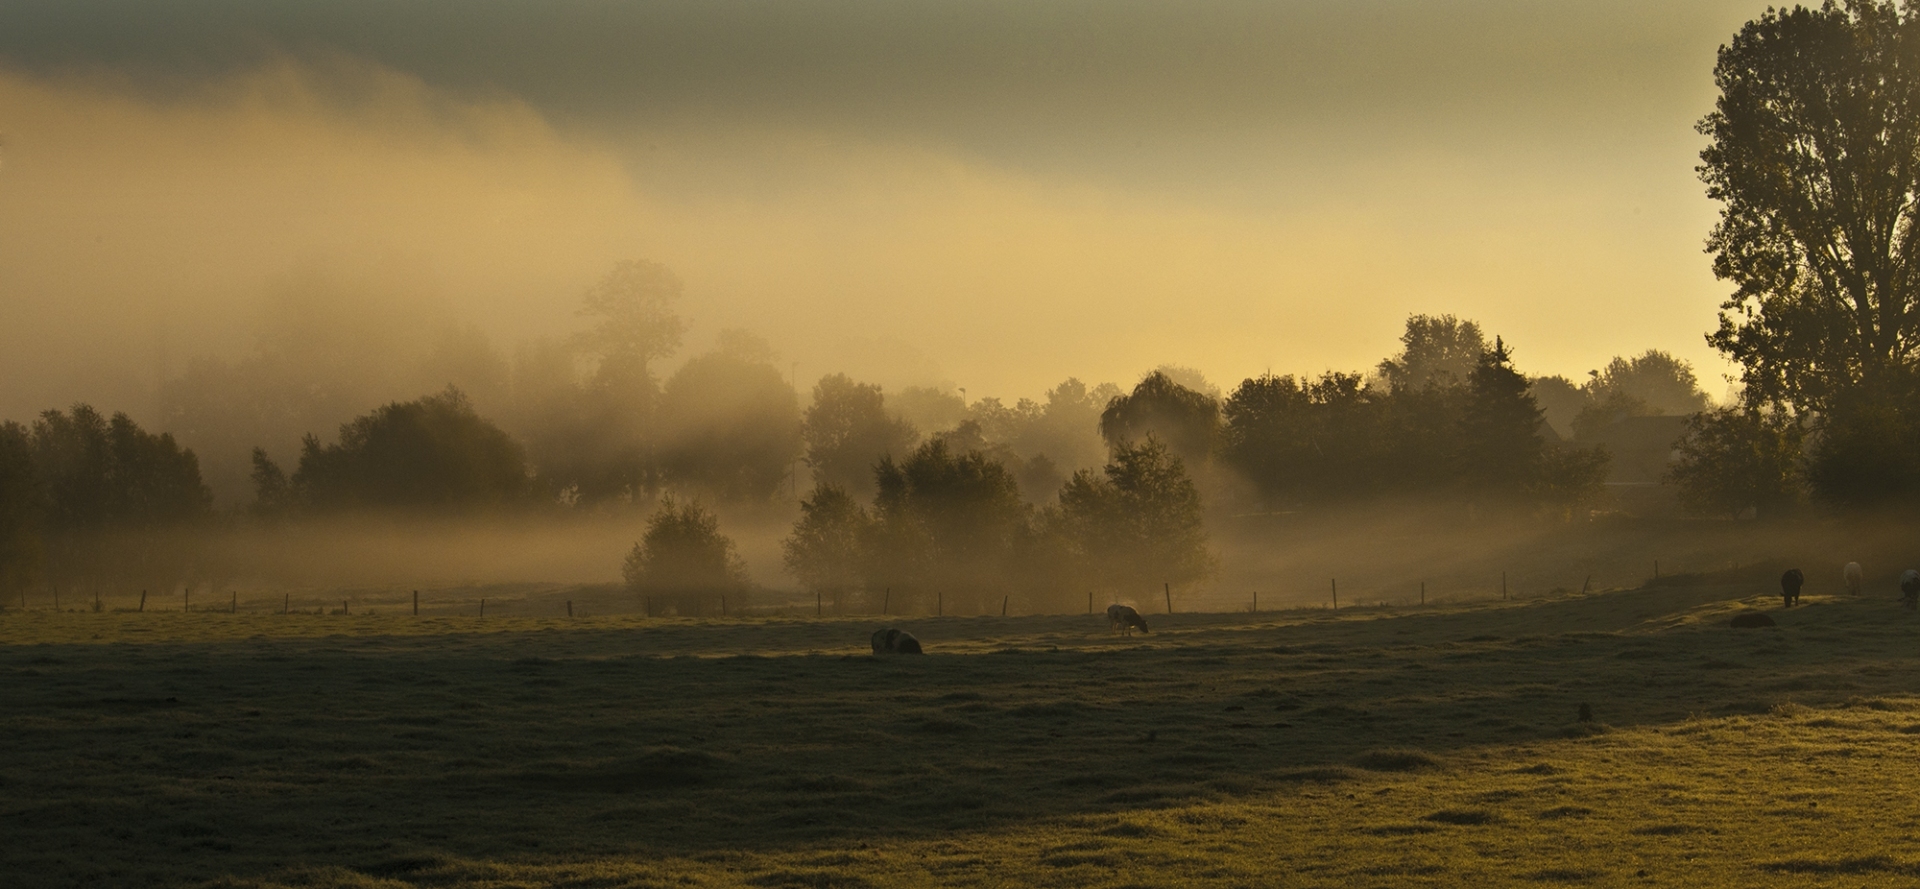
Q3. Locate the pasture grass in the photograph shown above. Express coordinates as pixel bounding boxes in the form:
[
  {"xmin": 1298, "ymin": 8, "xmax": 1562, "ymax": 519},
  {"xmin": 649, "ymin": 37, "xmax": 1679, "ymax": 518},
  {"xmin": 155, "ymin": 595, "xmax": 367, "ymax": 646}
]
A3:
[{"xmin": 6, "ymin": 582, "xmax": 1920, "ymax": 887}]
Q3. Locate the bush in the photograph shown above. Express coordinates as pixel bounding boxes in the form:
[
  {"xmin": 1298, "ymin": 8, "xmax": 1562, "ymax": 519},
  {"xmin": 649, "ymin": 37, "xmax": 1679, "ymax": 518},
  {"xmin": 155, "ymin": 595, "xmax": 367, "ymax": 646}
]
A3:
[{"xmin": 624, "ymin": 497, "xmax": 749, "ymax": 616}]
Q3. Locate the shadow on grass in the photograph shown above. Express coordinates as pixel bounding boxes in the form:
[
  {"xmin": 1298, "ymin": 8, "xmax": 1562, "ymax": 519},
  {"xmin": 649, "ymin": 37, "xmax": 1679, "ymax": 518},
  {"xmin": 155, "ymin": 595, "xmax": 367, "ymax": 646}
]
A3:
[{"xmin": 3, "ymin": 581, "xmax": 1917, "ymax": 886}]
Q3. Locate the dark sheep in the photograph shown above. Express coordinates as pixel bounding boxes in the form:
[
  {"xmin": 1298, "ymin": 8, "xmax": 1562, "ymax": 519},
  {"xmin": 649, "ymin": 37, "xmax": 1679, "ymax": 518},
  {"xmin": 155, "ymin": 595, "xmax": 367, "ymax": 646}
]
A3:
[
  {"xmin": 1106, "ymin": 603, "xmax": 1149, "ymax": 636},
  {"xmin": 1730, "ymin": 611, "xmax": 1776, "ymax": 628},
  {"xmin": 870, "ymin": 627, "xmax": 924, "ymax": 655},
  {"xmin": 1902, "ymin": 570, "xmax": 1920, "ymax": 610},
  {"xmin": 1780, "ymin": 568, "xmax": 1804, "ymax": 608}
]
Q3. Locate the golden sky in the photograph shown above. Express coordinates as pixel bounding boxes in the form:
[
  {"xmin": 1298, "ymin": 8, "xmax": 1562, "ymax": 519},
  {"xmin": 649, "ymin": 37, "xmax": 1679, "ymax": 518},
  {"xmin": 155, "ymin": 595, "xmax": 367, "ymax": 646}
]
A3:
[{"xmin": 0, "ymin": 0, "xmax": 1763, "ymax": 423}]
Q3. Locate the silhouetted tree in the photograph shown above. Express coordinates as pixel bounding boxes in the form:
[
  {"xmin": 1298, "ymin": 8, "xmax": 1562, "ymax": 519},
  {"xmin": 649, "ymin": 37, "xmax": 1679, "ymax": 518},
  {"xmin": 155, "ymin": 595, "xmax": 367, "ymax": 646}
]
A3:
[
  {"xmin": 0, "ymin": 422, "xmax": 43, "ymax": 598},
  {"xmin": 574, "ymin": 259, "xmax": 686, "ymax": 392},
  {"xmin": 623, "ymin": 497, "xmax": 748, "ymax": 616},
  {"xmin": 286, "ymin": 387, "xmax": 528, "ymax": 512},
  {"xmin": 867, "ymin": 439, "xmax": 1028, "ymax": 613},
  {"xmin": 249, "ymin": 447, "xmax": 293, "ymax": 523},
  {"xmin": 1055, "ymin": 437, "xmax": 1212, "ymax": 602},
  {"xmin": 1221, "ymin": 371, "xmax": 1386, "ymax": 506},
  {"xmin": 23, "ymin": 405, "xmax": 212, "ymax": 591},
  {"xmin": 781, "ymin": 483, "xmax": 870, "ymax": 604},
  {"xmin": 890, "ymin": 386, "xmax": 968, "ymax": 433},
  {"xmin": 657, "ymin": 332, "xmax": 801, "ymax": 501},
  {"xmin": 1151, "ymin": 364, "xmax": 1222, "ymax": 400},
  {"xmin": 1571, "ymin": 350, "xmax": 1713, "ymax": 440},
  {"xmin": 1701, "ymin": 2, "xmax": 1920, "ymax": 411},
  {"xmin": 1379, "ymin": 314, "xmax": 1487, "ymax": 393},
  {"xmin": 1456, "ymin": 338, "xmax": 1546, "ymax": 497},
  {"xmin": 1803, "ymin": 384, "xmax": 1920, "ymax": 507},
  {"xmin": 507, "ymin": 260, "xmax": 688, "ymax": 505},
  {"xmin": 31, "ymin": 406, "xmax": 212, "ymax": 534},
  {"xmin": 1668, "ymin": 407, "xmax": 1806, "ymax": 518},
  {"xmin": 1100, "ymin": 371, "xmax": 1220, "ymax": 467},
  {"xmin": 803, "ymin": 374, "xmax": 918, "ymax": 500}
]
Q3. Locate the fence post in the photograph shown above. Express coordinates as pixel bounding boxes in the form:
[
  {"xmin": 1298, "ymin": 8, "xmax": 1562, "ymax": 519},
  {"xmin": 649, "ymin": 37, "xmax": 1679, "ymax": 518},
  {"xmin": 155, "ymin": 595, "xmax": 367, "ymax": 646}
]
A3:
[
  {"xmin": 721, "ymin": 594, "xmax": 728, "ymax": 617},
  {"xmin": 1331, "ymin": 578, "xmax": 1338, "ymax": 611},
  {"xmin": 182, "ymin": 589, "xmax": 188, "ymax": 613},
  {"xmin": 1001, "ymin": 595, "xmax": 1008, "ymax": 617},
  {"xmin": 1164, "ymin": 582, "xmax": 1172, "ymax": 615},
  {"xmin": 1088, "ymin": 591, "xmax": 1092, "ymax": 615},
  {"xmin": 479, "ymin": 598, "xmax": 485, "ymax": 618},
  {"xmin": 1582, "ymin": 575, "xmax": 1591, "ymax": 594},
  {"xmin": 1420, "ymin": 580, "xmax": 1425, "ymax": 606},
  {"xmin": 567, "ymin": 600, "xmax": 573, "ymax": 618},
  {"xmin": 883, "ymin": 587, "xmax": 890, "ymax": 616},
  {"xmin": 1252, "ymin": 590, "xmax": 1257, "ymax": 613},
  {"xmin": 230, "ymin": 591, "xmax": 236, "ymax": 614},
  {"xmin": 817, "ymin": 592, "xmax": 822, "ymax": 617},
  {"xmin": 413, "ymin": 590, "xmax": 419, "ymax": 616},
  {"xmin": 139, "ymin": 590, "xmax": 147, "ymax": 612},
  {"xmin": 1502, "ymin": 571, "xmax": 1508, "ymax": 600},
  {"xmin": 343, "ymin": 599, "xmax": 349, "ymax": 615},
  {"xmin": 937, "ymin": 591, "xmax": 942, "ymax": 617}
]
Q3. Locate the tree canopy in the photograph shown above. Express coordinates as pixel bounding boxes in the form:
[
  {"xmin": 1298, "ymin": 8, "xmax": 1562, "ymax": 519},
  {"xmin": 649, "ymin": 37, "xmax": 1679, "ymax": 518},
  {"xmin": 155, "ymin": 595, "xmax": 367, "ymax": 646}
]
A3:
[
  {"xmin": 802, "ymin": 374, "xmax": 918, "ymax": 500},
  {"xmin": 1053, "ymin": 437, "xmax": 1212, "ymax": 600},
  {"xmin": 1099, "ymin": 371, "xmax": 1220, "ymax": 467},
  {"xmin": 1700, "ymin": 1, "xmax": 1920, "ymax": 410},
  {"xmin": 656, "ymin": 333, "xmax": 801, "ymax": 502},
  {"xmin": 280, "ymin": 387, "xmax": 529, "ymax": 512}
]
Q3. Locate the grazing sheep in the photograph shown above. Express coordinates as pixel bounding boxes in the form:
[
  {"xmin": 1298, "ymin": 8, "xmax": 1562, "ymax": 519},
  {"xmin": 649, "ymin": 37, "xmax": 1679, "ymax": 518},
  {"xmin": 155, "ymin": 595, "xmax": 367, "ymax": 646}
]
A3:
[
  {"xmin": 1845, "ymin": 562, "xmax": 1864, "ymax": 595},
  {"xmin": 1106, "ymin": 603, "xmax": 1150, "ymax": 636},
  {"xmin": 1730, "ymin": 611, "xmax": 1776, "ymax": 628},
  {"xmin": 1780, "ymin": 568, "xmax": 1805, "ymax": 608},
  {"xmin": 1902, "ymin": 570, "xmax": 1920, "ymax": 610},
  {"xmin": 870, "ymin": 627, "xmax": 924, "ymax": 655}
]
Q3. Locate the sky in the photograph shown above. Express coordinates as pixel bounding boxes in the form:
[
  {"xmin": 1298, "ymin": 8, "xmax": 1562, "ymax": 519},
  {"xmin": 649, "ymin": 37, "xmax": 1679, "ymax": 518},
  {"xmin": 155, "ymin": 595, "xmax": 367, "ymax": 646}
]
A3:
[{"xmin": 0, "ymin": 0, "xmax": 1764, "ymax": 427}]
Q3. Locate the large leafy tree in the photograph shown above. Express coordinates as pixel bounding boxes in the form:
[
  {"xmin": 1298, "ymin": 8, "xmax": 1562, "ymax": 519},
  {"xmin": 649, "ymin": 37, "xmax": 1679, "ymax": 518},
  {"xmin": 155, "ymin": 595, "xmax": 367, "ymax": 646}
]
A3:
[
  {"xmin": 1099, "ymin": 371, "xmax": 1220, "ymax": 467},
  {"xmin": 781, "ymin": 483, "xmax": 870, "ymax": 604},
  {"xmin": 1220, "ymin": 371, "xmax": 1385, "ymax": 506},
  {"xmin": 280, "ymin": 387, "xmax": 529, "ymax": 512},
  {"xmin": 1700, "ymin": 1, "xmax": 1920, "ymax": 410},
  {"xmin": 867, "ymin": 439, "xmax": 1029, "ymax": 613},
  {"xmin": 1054, "ymin": 438, "xmax": 1212, "ymax": 602},
  {"xmin": 656, "ymin": 333, "xmax": 801, "ymax": 502},
  {"xmin": 1377, "ymin": 314, "xmax": 1487, "ymax": 394},
  {"xmin": 801, "ymin": 374, "xmax": 918, "ymax": 500},
  {"xmin": 1668, "ymin": 408, "xmax": 1808, "ymax": 517},
  {"xmin": 512, "ymin": 260, "xmax": 686, "ymax": 505}
]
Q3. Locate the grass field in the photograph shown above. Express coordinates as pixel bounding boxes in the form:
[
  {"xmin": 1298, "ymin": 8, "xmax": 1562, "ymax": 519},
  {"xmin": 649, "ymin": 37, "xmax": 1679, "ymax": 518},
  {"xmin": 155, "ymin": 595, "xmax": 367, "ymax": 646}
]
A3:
[{"xmin": 7, "ymin": 576, "xmax": 1920, "ymax": 888}]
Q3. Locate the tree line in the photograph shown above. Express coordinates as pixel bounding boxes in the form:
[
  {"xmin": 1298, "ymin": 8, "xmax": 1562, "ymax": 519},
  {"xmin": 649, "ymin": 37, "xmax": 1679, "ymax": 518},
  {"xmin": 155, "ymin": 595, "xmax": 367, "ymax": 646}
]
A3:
[{"xmin": 0, "ymin": 303, "xmax": 1722, "ymax": 608}]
